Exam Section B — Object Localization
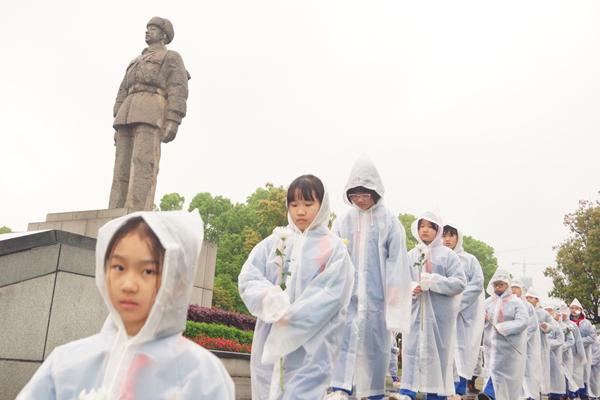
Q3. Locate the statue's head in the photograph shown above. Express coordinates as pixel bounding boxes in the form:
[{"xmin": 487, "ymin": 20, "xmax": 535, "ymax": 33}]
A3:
[{"xmin": 146, "ymin": 17, "xmax": 174, "ymax": 45}]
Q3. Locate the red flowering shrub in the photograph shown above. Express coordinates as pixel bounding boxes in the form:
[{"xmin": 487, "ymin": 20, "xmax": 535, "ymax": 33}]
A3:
[
  {"xmin": 188, "ymin": 305, "xmax": 256, "ymax": 331},
  {"xmin": 190, "ymin": 335, "xmax": 252, "ymax": 353}
]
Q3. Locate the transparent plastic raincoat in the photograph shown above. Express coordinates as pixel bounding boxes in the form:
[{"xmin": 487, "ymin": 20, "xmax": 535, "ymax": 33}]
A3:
[
  {"xmin": 330, "ymin": 156, "xmax": 412, "ymax": 398},
  {"xmin": 400, "ymin": 212, "xmax": 466, "ymax": 396},
  {"xmin": 511, "ymin": 279, "xmax": 542, "ymax": 399},
  {"xmin": 544, "ymin": 307, "xmax": 566, "ymax": 395},
  {"xmin": 558, "ymin": 305, "xmax": 583, "ymax": 394},
  {"xmin": 526, "ymin": 288, "xmax": 554, "ymax": 395},
  {"xmin": 481, "ymin": 270, "xmax": 528, "ymax": 400},
  {"xmin": 570, "ymin": 298, "xmax": 598, "ymax": 397},
  {"xmin": 447, "ymin": 224, "xmax": 485, "ymax": 382},
  {"xmin": 238, "ymin": 187, "xmax": 354, "ymax": 400},
  {"xmin": 17, "ymin": 211, "xmax": 235, "ymax": 400}
]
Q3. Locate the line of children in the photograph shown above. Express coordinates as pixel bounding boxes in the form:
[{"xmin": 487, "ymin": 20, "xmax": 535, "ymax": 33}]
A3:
[
  {"xmin": 18, "ymin": 159, "xmax": 599, "ymax": 400},
  {"xmin": 18, "ymin": 211, "xmax": 235, "ymax": 399}
]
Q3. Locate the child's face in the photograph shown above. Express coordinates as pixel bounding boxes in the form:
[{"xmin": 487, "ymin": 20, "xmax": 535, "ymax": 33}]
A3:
[
  {"xmin": 525, "ymin": 295, "xmax": 538, "ymax": 306},
  {"xmin": 570, "ymin": 305, "xmax": 582, "ymax": 317},
  {"xmin": 492, "ymin": 281, "xmax": 508, "ymax": 295},
  {"xmin": 442, "ymin": 233, "xmax": 458, "ymax": 250},
  {"xmin": 418, "ymin": 220, "xmax": 437, "ymax": 244},
  {"xmin": 288, "ymin": 190, "xmax": 321, "ymax": 232},
  {"xmin": 511, "ymin": 286, "xmax": 522, "ymax": 297},
  {"xmin": 349, "ymin": 192, "xmax": 375, "ymax": 210},
  {"xmin": 106, "ymin": 231, "xmax": 162, "ymax": 336}
]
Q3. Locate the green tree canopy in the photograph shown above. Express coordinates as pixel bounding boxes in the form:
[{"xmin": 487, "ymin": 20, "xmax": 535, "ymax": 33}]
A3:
[
  {"xmin": 0, "ymin": 226, "xmax": 12, "ymax": 234},
  {"xmin": 398, "ymin": 213, "xmax": 498, "ymax": 287},
  {"xmin": 188, "ymin": 184, "xmax": 287, "ymax": 314},
  {"xmin": 545, "ymin": 196, "xmax": 600, "ymax": 323},
  {"xmin": 159, "ymin": 192, "xmax": 185, "ymax": 211}
]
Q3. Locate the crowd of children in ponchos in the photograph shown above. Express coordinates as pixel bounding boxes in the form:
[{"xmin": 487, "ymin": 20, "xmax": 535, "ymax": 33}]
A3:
[{"xmin": 16, "ymin": 155, "xmax": 600, "ymax": 400}]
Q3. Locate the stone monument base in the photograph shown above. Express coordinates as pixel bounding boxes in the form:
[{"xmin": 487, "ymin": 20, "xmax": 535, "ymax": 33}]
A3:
[{"xmin": 28, "ymin": 208, "xmax": 215, "ymax": 307}]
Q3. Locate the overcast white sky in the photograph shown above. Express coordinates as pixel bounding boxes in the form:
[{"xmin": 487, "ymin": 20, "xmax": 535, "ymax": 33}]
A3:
[{"xmin": 3, "ymin": 1, "xmax": 599, "ymax": 298}]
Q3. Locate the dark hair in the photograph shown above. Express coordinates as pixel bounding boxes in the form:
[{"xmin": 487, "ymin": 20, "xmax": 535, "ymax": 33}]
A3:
[
  {"xmin": 443, "ymin": 225, "xmax": 458, "ymax": 237},
  {"xmin": 104, "ymin": 216, "xmax": 165, "ymax": 271},
  {"xmin": 418, "ymin": 218, "xmax": 439, "ymax": 232},
  {"xmin": 287, "ymin": 174, "xmax": 325, "ymax": 204},
  {"xmin": 346, "ymin": 186, "xmax": 381, "ymax": 204}
]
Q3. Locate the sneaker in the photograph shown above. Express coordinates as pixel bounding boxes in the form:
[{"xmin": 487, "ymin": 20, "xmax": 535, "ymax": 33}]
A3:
[{"xmin": 325, "ymin": 391, "xmax": 349, "ymax": 400}]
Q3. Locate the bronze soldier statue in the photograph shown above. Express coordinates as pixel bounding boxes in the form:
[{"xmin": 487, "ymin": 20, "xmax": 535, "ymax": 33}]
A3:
[{"xmin": 109, "ymin": 16, "xmax": 189, "ymax": 211}]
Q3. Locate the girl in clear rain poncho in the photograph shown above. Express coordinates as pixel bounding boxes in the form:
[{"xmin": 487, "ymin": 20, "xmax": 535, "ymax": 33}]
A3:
[
  {"xmin": 441, "ymin": 223, "xmax": 485, "ymax": 397},
  {"xmin": 543, "ymin": 304, "xmax": 566, "ymax": 400},
  {"xmin": 570, "ymin": 298, "xmax": 599, "ymax": 399},
  {"xmin": 524, "ymin": 288, "xmax": 555, "ymax": 397},
  {"xmin": 238, "ymin": 175, "xmax": 354, "ymax": 400},
  {"xmin": 398, "ymin": 212, "xmax": 466, "ymax": 400},
  {"xmin": 17, "ymin": 211, "xmax": 235, "ymax": 399},
  {"xmin": 509, "ymin": 279, "xmax": 542, "ymax": 400},
  {"xmin": 328, "ymin": 155, "xmax": 413, "ymax": 400},
  {"xmin": 478, "ymin": 269, "xmax": 528, "ymax": 400}
]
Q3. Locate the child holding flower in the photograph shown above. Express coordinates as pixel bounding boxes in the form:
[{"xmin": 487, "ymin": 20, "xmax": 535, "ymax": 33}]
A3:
[
  {"xmin": 238, "ymin": 174, "xmax": 354, "ymax": 400},
  {"xmin": 18, "ymin": 211, "xmax": 235, "ymax": 399},
  {"xmin": 397, "ymin": 212, "xmax": 465, "ymax": 400}
]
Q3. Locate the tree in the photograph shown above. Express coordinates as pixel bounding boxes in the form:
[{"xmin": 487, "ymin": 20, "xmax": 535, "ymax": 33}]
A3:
[
  {"xmin": 398, "ymin": 213, "xmax": 418, "ymax": 250},
  {"xmin": 545, "ymin": 196, "xmax": 600, "ymax": 323},
  {"xmin": 186, "ymin": 184, "xmax": 291, "ymax": 314},
  {"xmin": 160, "ymin": 192, "xmax": 185, "ymax": 211},
  {"xmin": 398, "ymin": 213, "xmax": 498, "ymax": 287},
  {"xmin": 188, "ymin": 193, "xmax": 234, "ymax": 242},
  {"xmin": 0, "ymin": 226, "xmax": 11, "ymax": 234}
]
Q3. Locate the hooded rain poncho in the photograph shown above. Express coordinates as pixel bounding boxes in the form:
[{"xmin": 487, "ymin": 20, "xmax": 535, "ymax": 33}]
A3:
[
  {"xmin": 511, "ymin": 279, "xmax": 542, "ymax": 399},
  {"xmin": 447, "ymin": 224, "xmax": 485, "ymax": 381},
  {"xmin": 400, "ymin": 212, "xmax": 466, "ymax": 396},
  {"xmin": 482, "ymin": 269, "xmax": 528, "ymax": 400},
  {"xmin": 238, "ymin": 186, "xmax": 354, "ymax": 400},
  {"xmin": 330, "ymin": 156, "xmax": 413, "ymax": 398},
  {"xmin": 17, "ymin": 211, "xmax": 235, "ymax": 399}
]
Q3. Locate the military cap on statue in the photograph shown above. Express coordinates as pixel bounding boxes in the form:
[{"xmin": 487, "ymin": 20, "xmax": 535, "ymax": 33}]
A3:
[{"xmin": 147, "ymin": 16, "xmax": 174, "ymax": 44}]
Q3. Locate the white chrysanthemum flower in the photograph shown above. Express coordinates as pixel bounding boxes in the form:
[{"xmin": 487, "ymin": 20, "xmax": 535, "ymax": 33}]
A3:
[{"xmin": 273, "ymin": 226, "xmax": 291, "ymax": 241}]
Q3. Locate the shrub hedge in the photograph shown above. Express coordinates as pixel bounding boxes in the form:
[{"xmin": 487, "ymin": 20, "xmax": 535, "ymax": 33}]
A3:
[
  {"xmin": 184, "ymin": 321, "xmax": 253, "ymax": 345},
  {"xmin": 188, "ymin": 305, "xmax": 256, "ymax": 331}
]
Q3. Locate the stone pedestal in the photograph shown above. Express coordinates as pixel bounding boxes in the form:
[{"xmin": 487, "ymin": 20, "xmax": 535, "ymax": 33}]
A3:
[
  {"xmin": 28, "ymin": 208, "xmax": 133, "ymax": 238},
  {"xmin": 0, "ymin": 230, "xmax": 104, "ymax": 400}
]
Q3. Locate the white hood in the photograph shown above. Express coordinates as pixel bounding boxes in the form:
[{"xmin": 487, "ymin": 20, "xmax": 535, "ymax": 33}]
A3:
[
  {"xmin": 95, "ymin": 210, "xmax": 204, "ymax": 345},
  {"xmin": 411, "ymin": 211, "xmax": 444, "ymax": 248},
  {"xmin": 287, "ymin": 184, "xmax": 331, "ymax": 234},
  {"xmin": 570, "ymin": 298, "xmax": 583, "ymax": 309},
  {"xmin": 343, "ymin": 154, "xmax": 385, "ymax": 206},
  {"xmin": 443, "ymin": 222, "xmax": 464, "ymax": 253},
  {"xmin": 486, "ymin": 268, "xmax": 511, "ymax": 296}
]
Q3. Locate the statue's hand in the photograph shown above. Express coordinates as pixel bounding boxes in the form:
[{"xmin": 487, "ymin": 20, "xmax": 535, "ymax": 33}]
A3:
[{"xmin": 162, "ymin": 121, "xmax": 178, "ymax": 143}]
